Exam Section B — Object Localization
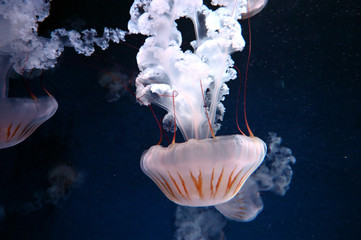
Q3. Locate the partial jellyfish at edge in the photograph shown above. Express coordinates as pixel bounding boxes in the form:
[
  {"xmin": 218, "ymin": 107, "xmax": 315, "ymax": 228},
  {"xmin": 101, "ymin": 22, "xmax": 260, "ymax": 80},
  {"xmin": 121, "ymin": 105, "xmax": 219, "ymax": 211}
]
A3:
[{"xmin": 0, "ymin": 55, "xmax": 58, "ymax": 149}]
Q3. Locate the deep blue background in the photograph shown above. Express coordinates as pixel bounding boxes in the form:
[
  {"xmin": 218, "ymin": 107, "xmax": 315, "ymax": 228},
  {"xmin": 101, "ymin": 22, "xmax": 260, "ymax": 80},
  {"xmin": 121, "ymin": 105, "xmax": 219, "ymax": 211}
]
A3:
[{"xmin": 0, "ymin": 0, "xmax": 360, "ymax": 239}]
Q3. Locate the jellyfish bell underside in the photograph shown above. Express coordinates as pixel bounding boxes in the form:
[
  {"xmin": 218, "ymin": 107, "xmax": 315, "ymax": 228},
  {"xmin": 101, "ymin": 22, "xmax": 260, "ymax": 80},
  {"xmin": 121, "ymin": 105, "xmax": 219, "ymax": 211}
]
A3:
[
  {"xmin": 141, "ymin": 134, "xmax": 266, "ymax": 207},
  {"xmin": 0, "ymin": 96, "xmax": 58, "ymax": 149},
  {"xmin": 215, "ymin": 177, "xmax": 263, "ymax": 222}
]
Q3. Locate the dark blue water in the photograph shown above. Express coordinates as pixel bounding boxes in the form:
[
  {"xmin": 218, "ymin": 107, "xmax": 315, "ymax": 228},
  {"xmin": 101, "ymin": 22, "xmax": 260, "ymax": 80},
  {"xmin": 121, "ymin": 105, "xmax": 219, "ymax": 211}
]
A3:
[{"xmin": 0, "ymin": 0, "xmax": 360, "ymax": 239}]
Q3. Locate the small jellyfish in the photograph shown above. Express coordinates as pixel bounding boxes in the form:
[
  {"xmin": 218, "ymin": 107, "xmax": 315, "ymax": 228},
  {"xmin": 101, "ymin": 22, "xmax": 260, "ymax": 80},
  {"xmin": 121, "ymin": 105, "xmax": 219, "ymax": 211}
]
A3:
[{"xmin": 0, "ymin": 55, "xmax": 58, "ymax": 149}]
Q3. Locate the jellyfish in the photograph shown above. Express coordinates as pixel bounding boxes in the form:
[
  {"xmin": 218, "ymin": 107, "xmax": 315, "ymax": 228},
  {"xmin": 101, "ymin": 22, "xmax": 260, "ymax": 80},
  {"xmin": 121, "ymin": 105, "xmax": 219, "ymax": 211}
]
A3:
[
  {"xmin": 47, "ymin": 163, "xmax": 81, "ymax": 204},
  {"xmin": 128, "ymin": 0, "xmax": 268, "ymax": 214},
  {"xmin": 0, "ymin": 55, "xmax": 58, "ymax": 149},
  {"xmin": 98, "ymin": 68, "xmax": 133, "ymax": 102}
]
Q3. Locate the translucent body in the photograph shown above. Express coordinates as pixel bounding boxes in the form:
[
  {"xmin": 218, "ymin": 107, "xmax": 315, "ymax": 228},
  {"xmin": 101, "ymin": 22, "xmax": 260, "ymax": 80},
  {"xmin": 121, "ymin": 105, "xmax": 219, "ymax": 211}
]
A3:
[
  {"xmin": 141, "ymin": 135, "xmax": 266, "ymax": 206},
  {"xmin": 0, "ymin": 55, "xmax": 58, "ymax": 149}
]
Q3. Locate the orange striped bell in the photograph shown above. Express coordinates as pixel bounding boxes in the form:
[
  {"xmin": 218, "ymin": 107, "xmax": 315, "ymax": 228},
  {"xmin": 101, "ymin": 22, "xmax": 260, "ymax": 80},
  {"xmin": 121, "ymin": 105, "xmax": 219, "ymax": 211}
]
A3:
[{"xmin": 140, "ymin": 134, "xmax": 266, "ymax": 206}]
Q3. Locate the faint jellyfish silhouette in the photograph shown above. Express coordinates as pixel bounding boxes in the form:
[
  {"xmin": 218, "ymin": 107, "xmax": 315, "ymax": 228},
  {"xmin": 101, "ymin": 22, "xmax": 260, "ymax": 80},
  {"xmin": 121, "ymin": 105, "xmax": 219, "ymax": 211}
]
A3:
[
  {"xmin": 98, "ymin": 68, "xmax": 132, "ymax": 102},
  {"xmin": 129, "ymin": 0, "xmax": 267, "ymax": 207},
  {"xmin": 0, "ymin": 55, "xmax": 58, "ymax": 149},
  {"xmin": 0, "ymin": 163, "xmax": 81, "ymax": 222},
  {"xmin": 47, "ymin": 164, "xmax": 79, "ymax": 204},
  {"xmin": 242, "ymin": 0, "xmax": 269, "ymax": 19}
]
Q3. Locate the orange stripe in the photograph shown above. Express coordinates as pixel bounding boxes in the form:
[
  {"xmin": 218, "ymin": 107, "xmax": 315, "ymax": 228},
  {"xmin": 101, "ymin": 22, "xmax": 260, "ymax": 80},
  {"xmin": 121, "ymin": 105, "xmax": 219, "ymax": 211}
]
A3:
[
  {"xmin": 151, "ymin": 174, "xmax": 168, "ymax": 195},
  {"xmin": 24, "ymin": 122, "xmax": 41, "ymax": 138},
  {"xmin": 18, "ymin": 121, "xmax": 35, "ymax": 138},
  {"xmin": 236, "ymin": 197, "xmax": 246, "ymax": 202},
  {"xmin": 237, "ymin": 207, "xmax": 247, "ymax": 211},
  {"xmin": 210, "ymin": 168, "xmax": 215, "ymax": 196},
  {"xmin": 168, "ymin": 171, "xmax": 187, "ymax": 201},
  {"xmin": 225, "ymin": 169, "xmax": 236, "ymax": 195},
  {"xmin": 159, "ymin": 174, "xmax": 178, "ymax": 201},
  {"xmin": 233, "ymin": 167, "xmax": 254, "ymax": 195},
  {"xmin": 152, "ymin": 174, "xmax": 170, "ymax": 196},
  {"xmin": 225, "ymin": 168, "xmax": 243, "ymax": 196},
  {"xmin": 6, "ymin": 123, "xmax": 12, "ymax": 140},
  {"xmin": 177, "ymin": 172, "xmax": 191, "ymax": 201},
  {"xmin": 214, "ymin": 167, "xmax": 224, "ymax": 197},
  {"xmin": 10, "ymin": 123, "xmax": 22, "ymax": 138},
  {"xmin": 190, "ymin": 170, "xmax": 203, "ymax": 199},
  {"xmin": 20, "ymin": 121, "xmax": 38, "ymax": 139}
]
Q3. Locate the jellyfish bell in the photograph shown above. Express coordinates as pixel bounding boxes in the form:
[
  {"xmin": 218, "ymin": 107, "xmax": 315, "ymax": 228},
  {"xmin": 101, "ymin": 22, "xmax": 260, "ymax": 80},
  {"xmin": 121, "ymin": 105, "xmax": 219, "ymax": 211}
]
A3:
[
  {"xmin": 241, "ymin": 0, "xmax": 268, "ymax": 19},
  {"xmin": 141, "ymin": 134, "xmax": 266, "ymax": 206},
  {"xmin": 0, "ymin": 55, "xmax": 58, "ymax": 149},
  {"xmin": 130, "ymin": 0, "xmax": 268, "ymax": 208},
  {"xmin": 0, "ymin": 96, "xmax": 58, "ymax": 149}
]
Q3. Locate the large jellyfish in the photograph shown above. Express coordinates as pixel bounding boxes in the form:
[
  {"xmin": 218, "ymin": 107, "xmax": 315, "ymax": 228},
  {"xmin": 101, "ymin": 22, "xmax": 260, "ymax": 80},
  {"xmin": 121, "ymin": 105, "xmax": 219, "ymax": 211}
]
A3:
[
  {"xmin": 129, "ymin": 0, "xmax": 269, "ymax": 218},
  {"xmin": 0, "ymin": 0, "xmax": 59, "ymax": 149}
]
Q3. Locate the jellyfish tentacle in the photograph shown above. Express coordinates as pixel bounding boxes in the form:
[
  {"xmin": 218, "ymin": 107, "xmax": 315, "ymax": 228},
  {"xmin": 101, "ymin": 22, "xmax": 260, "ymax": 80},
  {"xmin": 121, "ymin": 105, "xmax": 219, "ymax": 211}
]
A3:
[
  {"xmin": 20, "ymin": 70, "xmax": 37, "ymax": 100},
  {"xmin": 234, "ymin": 65, "xmax": 246, "ymax": 136},
  {"xmin": 172, "ymin": 90, "xmax": 177, "ymax": 144},
  {"xmin": 243, "ymin": 5, "xmax": 254, "ymax": 137},
  {"xmin": 148, "ymin": 104, "xmax": 163, "ymax": 145}
]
